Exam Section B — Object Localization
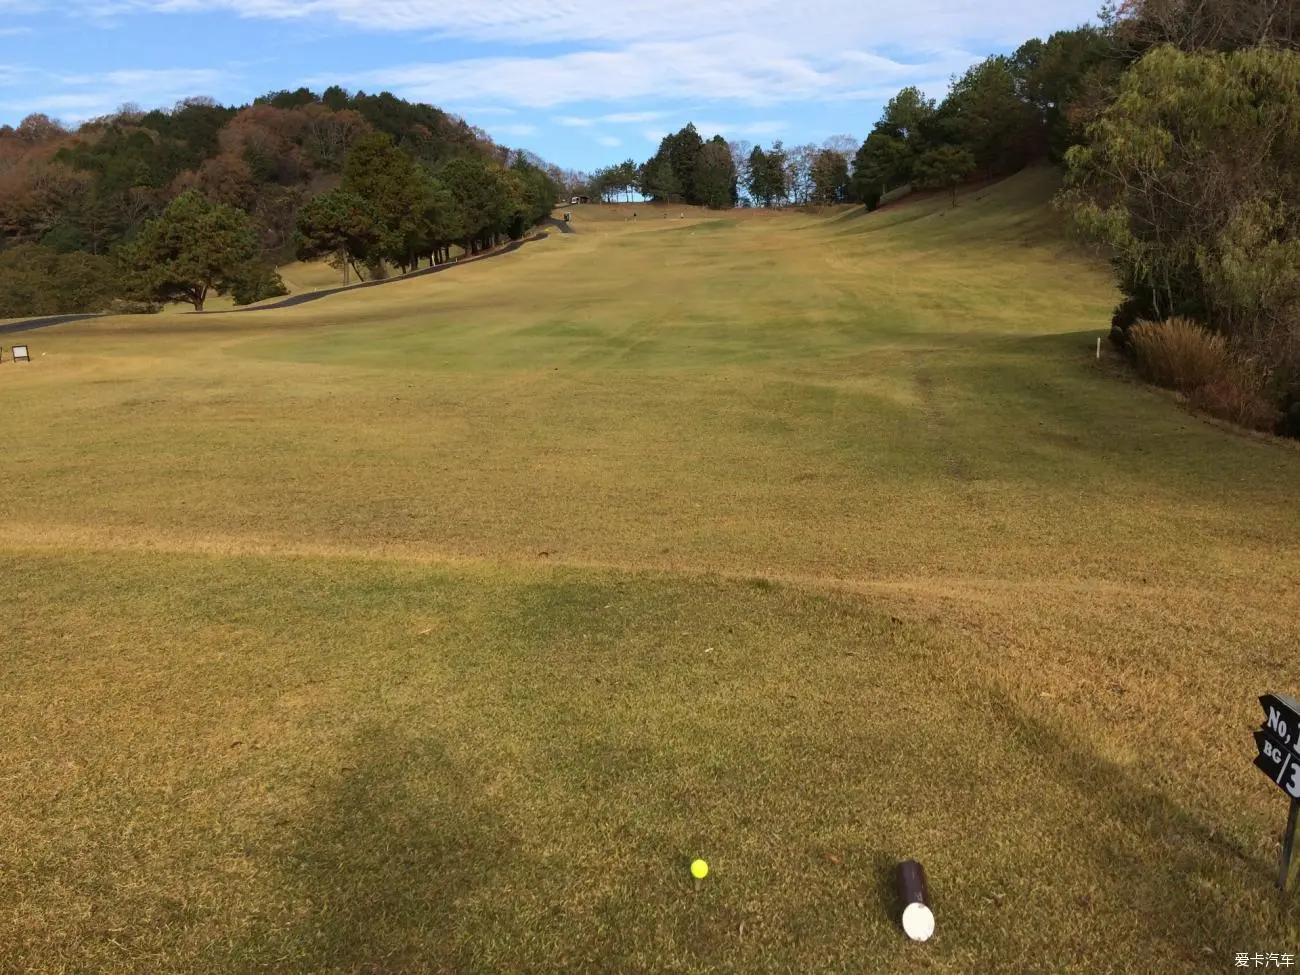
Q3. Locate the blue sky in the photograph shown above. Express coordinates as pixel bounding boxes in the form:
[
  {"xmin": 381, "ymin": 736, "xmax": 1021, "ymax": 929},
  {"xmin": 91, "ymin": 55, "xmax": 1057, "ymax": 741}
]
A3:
[{"xmin": 0, "ymin": 0, "xmax": 1101, "ymax": 172}]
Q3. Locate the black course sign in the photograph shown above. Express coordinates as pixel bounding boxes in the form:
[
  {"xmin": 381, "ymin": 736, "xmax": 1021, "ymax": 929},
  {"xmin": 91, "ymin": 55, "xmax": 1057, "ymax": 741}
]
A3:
[
  {"xmin": 1255, "ymin": 729, "xmax": 1300, "ymax": 799},
  {"xmin": 1255, "ymin": 693, "xmax": 1300, "ymax": 892},
  {"xmin": 1261, "ymin": 694, "xmax": 1300, "ymax": 750}
]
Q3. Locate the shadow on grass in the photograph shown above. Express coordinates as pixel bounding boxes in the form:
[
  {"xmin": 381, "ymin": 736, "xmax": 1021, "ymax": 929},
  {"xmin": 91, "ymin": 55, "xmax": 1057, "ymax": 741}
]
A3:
[
  {"xmin": 957, "ymin": 329, "xmax": 1107, "ymax": 353},
  {"xmin": 824, "ymin": 206, "xmax": 868, "ymax": 226},
  {"xmin": 228, "ymin": 725, "xmax": 518, "ymax": 974},
  {"xmin": 828, "ymin": 206, "xmax": 936, "ymax": 238},
  {"xmin": 985, "ymin": 685, "xmax": 1280, "ymax": 959},
  {"xmin": 872, "ymin": 851, "xmax": 905, "ymax": 937}
]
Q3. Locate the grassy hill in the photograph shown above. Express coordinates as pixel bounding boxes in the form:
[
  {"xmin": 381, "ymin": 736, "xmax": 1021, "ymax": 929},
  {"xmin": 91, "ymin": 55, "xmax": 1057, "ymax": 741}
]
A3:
[{"xmin": 2, "ymin": 171, "xmax": 1297, "ymax": 973}]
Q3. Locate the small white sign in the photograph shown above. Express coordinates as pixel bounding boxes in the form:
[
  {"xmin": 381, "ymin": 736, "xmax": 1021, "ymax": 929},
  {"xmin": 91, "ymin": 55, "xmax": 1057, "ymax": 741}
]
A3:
[{"xmin": 11, "ymin": 345, "xmax": 30, "ymax": 361}]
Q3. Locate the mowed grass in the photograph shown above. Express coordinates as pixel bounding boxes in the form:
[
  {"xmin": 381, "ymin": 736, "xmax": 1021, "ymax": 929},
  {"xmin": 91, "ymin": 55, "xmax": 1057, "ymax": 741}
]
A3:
[{"xmin": 2, "ymin": 167, "xmax": 1299, "ymax": 973}]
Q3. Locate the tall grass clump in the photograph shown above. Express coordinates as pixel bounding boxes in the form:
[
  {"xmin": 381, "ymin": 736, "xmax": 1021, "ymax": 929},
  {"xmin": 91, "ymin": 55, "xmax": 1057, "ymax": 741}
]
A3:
[{"xmin": 1128, "ymin": 317, "xmax": 1280, "ymax": 431}]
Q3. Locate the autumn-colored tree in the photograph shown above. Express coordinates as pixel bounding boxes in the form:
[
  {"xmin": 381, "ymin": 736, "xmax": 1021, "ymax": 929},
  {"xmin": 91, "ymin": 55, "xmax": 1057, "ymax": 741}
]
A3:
[
  {"xmin": 181, "ymin": 152, "xmax": 257, "ymax": 209},
  {"xmin": 1107, "ymin": 0, "xmax": 1300, "ymax": 55},
  {"xmin": 726, "ymin": 140, "xmax": 753, "ymax": 198},
  {"xmin": 784, "ymin": 144, "xmax": 818, "ymax": 205},
  {"xmin": 300, "ymin": 104, "xmax": 369, "ymax": 172},
  {"xmin": 0, "ymin": 153, "xmax": 90, "ymax": 243},
  {"xmin": 218, "ymin": 106, "xmax": 308, "ymax": 186},
  {"xmin": 15, "ymin": 114, "xmax": 68, "ymax": 144}
]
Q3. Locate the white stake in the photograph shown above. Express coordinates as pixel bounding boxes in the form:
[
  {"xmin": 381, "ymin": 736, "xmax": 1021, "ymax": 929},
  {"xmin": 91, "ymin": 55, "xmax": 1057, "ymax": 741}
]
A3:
[{"xmin": 1096, "ymin": 337, "xmax": 1101, "ymax": 360}]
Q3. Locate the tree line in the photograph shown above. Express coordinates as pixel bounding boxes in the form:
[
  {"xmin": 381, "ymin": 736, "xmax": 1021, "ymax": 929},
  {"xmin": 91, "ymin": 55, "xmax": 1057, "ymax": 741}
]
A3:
[
  {"xmin": 585, "ymin": 133, "xmax": 857, "ymax": 209},
  {"xmin": 574, "ymin": 1, "xmax": 1286, "ymax": 222},
  {"xmin": 576, "ymin": 0, "xmax": 1299, "ymax": 435},
  {"xmin": 578, "ymin": 20, "xmax": 1122, "ymax": 212},
  {"xmin": 0, "ymin": 88, "xmax": 569, "ymax": 314},
  {"xmin": 1061, "ymin": 0, "xmax": 1299, "ymax": 435}
]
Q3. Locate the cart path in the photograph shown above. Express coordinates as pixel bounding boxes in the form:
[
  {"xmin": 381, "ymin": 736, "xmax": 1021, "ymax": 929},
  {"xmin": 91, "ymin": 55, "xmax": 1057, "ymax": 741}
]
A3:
[{"xmin": 0, "ymin": 231, "xmax": 551, "ymax": 335}]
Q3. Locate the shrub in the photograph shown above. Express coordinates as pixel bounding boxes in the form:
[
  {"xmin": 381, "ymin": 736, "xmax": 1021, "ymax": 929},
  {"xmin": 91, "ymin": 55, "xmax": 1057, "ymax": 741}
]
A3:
[
  {"xmin": 1128, "ymin": 317, "xmax": 1230, "ymax": 393},
  {"xmin": 1129, "ymin": 317, "xmax": 1281, "ymax": 431},
  {"xmin": 230, "ymin": 263, "xmax": 288, "ymax": 306},
  {"xmin": 0, "ymin": 243, "xmax": 115, "ymax": 318},
  {"xmin": 1282, "ymin": 399, "xmax": 1300, "ymax": 437},
  {"xmin": 1272, "ymin": 341, "xmax": 1300, "ymax": 437},
  {"xmin": 1109, "ymin": 294, "xmax": 1154, "ymax": 347},
  {"xmin": 106, "ymin": 298, "xmax": 161, "ymax": 315},
  {"xmin": 1189, "ymin": 379, "xmax": 1280, "ymax": 431}
]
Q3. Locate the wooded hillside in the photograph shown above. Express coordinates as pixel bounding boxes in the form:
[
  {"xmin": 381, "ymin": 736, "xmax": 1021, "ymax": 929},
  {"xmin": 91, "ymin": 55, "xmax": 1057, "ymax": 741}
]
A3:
[{"xmin": 0, "ymin": 87, "xmax": 570, "ymax": 314}]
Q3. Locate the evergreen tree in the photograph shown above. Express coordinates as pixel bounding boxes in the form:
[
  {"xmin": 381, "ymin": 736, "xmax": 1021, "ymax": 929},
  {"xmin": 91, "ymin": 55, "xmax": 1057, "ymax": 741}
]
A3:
[
  {"xmin": 342, "ymin": 132, "xmax": 429, "ymax": 270},
  {"xmin": 640, "ymin": 158, "xmax": 681, "ymax": 203},
  {"xmin": 943, "ymin": 56, "xmax": 1039, "ymax": 179},
  {"xmin": 116, "ymin": 190, "xmax": 276, "ymax": 311},
  {"xmin": 913, "ymin": 146, "xmax": 976, "ymax": 206},
  {"xmin": 811, "ymin": 150, "xmax": 850, "ymax": 204},
  {"xmin": 746, "ymin": 146, "xmax": 775, "ymax": 205},
  {"xmin": 694, "ymin": 137, "xmax": 738, "ymax": 209},
  {"xmin": 666, "ymin": 124, "xmax": 706, "ymax": 204},
  {"xmin": 295, "ymin": 189, "xmax": 379, "ymax": 281}
]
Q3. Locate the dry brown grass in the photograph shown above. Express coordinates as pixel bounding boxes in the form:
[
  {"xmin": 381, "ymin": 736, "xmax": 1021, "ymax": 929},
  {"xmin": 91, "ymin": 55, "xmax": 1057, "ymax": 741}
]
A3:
[
  {"xmin": 1189, "ymin": 376, "xmax": 1282, "ymax": 430},
  {"xmin": 1130, "ymin": 316, "xmax": 1281, "ymax": 430},
  {"xmin": 2, "ymin": 168, "xmax": 1298, "ymax": 973},
  {"xmin": 1129, "ymin": 316, "xmax": 1233, "ymax": 393}
]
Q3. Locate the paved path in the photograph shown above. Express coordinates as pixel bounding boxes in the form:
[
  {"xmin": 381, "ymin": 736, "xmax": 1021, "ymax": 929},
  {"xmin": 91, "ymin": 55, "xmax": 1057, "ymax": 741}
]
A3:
[
  {"xmin": 0, "ymin": 313, "xmax": 105, "ymax": 335},
  {"xmin": 0, "ymin": 231, "xmax": 549, "ymax": 334}
]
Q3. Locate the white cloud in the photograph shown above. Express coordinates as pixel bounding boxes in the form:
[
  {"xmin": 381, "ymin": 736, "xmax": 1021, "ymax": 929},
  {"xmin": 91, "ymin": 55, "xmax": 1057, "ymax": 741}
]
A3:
[
  {"xmin": 601, "ymin": 111, "xmax": 669, "ymax": 124},
  {"xmin": 492, "ymin": 122, "xmax": 538, "ymax": 136},
  {"xmin": 95, "ymin": 0, "xmax": 1097, "ymax": 52},
  {"xmin": 554, "ymin": 110, "xmax": 669, "ymax": 128},
  {"xmin": 324, "ymin": 38, "xmax": 980, "ymax": 110},
  {"xmin": 693, "ymin": 119, "xmax": 787, "ymax": 137},
  {"xmin": 0, "ymin": 66, "xmax": 233, "ymax": 121},
  {"xmin": 450, "ymin": 105, "xmax": 516, "ymax": 117},
  {"xmin": 102, "ymin": 68, "xmax": 228, "ymax": 89},
  {"xmin": 17, "ymin": 0, "xmax": 1102, "ymax": 120},
  {"xmin": 0, "ymin": 26, "xmax": 32, "ymax": 35},
  {"xmin": 595, "ymin": 134, "xmax": 621, "ymax": 147},
  {"xmin": 0, "ymin": 64, "xmax": 31, "ymax": 86}
]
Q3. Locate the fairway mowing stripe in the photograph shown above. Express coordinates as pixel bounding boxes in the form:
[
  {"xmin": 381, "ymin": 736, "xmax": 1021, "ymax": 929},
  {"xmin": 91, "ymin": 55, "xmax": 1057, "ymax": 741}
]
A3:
[
  {"xmin": 4, "ymin": 522, "xmax": 1290, "ymax": 612},
  {"xmin": 914, "ymin": 362, "xmax": 973, "ymax": 482}
]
